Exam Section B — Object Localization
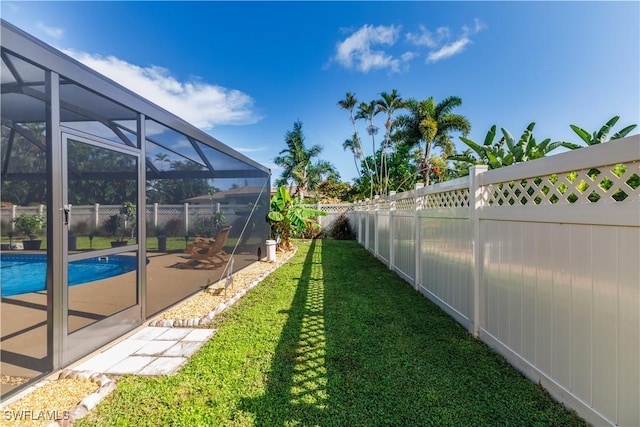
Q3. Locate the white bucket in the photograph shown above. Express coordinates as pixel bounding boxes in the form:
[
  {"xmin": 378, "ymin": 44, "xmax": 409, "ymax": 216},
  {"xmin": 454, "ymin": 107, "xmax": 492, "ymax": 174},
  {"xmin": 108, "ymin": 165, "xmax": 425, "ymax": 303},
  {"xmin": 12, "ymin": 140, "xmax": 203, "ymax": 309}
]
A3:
[{"xmin": 266, "ymin": 239, "xmax": 276, "ymax": 262}]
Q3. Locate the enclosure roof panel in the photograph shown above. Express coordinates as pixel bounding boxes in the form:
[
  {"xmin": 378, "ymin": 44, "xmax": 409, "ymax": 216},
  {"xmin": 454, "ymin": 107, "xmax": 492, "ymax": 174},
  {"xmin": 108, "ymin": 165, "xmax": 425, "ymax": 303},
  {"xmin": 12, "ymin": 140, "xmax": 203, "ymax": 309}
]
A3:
[{"xmin": 0, "ymin": 19, "xmax": 269, "ymax": 175}]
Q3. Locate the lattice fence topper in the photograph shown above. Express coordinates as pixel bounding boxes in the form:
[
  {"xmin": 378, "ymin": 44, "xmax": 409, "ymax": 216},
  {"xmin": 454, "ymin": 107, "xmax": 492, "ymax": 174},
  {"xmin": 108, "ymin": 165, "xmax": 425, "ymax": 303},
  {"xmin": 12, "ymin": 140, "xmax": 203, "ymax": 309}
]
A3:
[
  {"xmin": 393, "ymin": 196, "xmax": 416, "ymax": 211},
  {"xmin": 159, "ymin": 206, "xmax": 186, "ymax": 216},
  {"xmin": 99, "ymin": 206, "xmax": 121, "ymax": 216},
  {"xmin": 313, "ymin": 204, "xmax": 352, "ymax": 213},
  {"xmin": 482, "ymin": 161, "xmax": 640, "ymax": 206},
  {"xmin": 69, "ymin": 206, "xmax": 94, "ymax": 214},
  {"xmin": 189, "ymin": 206, "xmax": 217, "ymax": 213},
  {"xmin": 375, "ymin": 199, "xmax": 391, "ymax": 210},
  {"xmin": 425, "ymin": 188, "xmax": 470, "ymax": 209}
]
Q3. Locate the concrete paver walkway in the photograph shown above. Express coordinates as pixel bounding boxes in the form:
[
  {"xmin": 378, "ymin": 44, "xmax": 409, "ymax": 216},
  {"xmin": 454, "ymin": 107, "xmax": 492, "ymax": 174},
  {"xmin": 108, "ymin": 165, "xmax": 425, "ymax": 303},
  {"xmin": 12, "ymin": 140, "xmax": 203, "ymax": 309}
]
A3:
[{"xmin": 73, "ymin": 327, "xmax": 214, "ymax": 376}]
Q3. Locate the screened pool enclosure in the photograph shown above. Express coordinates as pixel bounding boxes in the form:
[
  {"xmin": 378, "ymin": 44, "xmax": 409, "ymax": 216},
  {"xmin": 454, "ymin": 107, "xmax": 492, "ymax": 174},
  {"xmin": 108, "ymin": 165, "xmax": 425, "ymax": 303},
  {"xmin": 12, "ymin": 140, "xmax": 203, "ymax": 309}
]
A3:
[{"xmin": 0, "ymin": 20, "xmax": 271, "ymax": 399}]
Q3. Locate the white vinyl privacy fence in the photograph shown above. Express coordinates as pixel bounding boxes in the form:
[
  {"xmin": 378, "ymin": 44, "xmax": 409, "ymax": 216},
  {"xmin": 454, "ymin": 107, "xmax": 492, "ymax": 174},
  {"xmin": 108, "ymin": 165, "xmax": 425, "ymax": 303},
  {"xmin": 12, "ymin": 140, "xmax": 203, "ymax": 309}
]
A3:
[
  {"xmin": 1, "ymin": 203, "xmax": 248, "ymax": 236},
  {"xmin": 347, "ymin": 135, "xmax": 640, "ymax": 427}
]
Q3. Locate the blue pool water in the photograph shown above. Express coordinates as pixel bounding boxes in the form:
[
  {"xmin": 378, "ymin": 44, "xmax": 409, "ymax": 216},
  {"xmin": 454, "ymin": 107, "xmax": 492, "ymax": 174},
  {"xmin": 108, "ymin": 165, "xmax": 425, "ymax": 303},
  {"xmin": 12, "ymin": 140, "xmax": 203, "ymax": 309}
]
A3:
[{"xmin": 0, "ymin": 254, "xmax": 138, "ymax": 297}]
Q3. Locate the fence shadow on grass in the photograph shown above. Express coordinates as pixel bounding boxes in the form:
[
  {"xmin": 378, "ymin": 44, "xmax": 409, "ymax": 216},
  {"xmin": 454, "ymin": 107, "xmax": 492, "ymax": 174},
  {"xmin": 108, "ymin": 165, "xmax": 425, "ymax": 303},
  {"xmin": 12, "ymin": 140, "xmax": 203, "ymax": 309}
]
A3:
[
  {"xmin": 240, "ymin": 239, "xmax": 586, "ymax": 426},
  {"xmin": 239, "ymin": 238, "xmax": 331, "ymax": 425}
]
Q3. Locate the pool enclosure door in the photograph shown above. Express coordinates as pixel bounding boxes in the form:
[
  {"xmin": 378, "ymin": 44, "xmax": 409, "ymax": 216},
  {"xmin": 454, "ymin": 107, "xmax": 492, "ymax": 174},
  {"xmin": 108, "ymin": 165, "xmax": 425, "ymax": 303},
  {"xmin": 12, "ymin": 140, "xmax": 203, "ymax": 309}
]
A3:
[{"xmin": 60, "ymin": 132, "xmax": 142, "ymax": 365}]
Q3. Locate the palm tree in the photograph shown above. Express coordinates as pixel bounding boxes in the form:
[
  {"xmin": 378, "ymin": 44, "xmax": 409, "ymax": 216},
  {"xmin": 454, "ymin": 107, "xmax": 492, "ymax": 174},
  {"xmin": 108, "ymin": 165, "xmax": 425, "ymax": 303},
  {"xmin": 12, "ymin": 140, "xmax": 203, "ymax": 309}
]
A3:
[
  {"xmin": 274, "ymin": 120, "xmax": 324, "ymax": 200},
  {"xmin": 342, "ymin": 134, "xmax": 363, "ymax": 177},
  {"xmin": 338, "ymin": 93, "xmax": 367, "ymax": 179},
  {"xmin": 337, "ymin": 92, "xmax": 359, "ymax": 136},
  {"xmin": 306, "ymin": 160, "xmax": 339, "ymax": 200},
  {"xmin": 376, "ymin": 89, "xmax": 407, "ymax": 195},
  {"xmin": 355, "ymin": 100, "xmax": 381, "ymax": 195},
  {"xmin": 397, "ymin": 96, "xmax": 471, "ymax": 185},
  {"xmin": 154, "ymin": 153, "xmax": 170, "ymax": 168}
]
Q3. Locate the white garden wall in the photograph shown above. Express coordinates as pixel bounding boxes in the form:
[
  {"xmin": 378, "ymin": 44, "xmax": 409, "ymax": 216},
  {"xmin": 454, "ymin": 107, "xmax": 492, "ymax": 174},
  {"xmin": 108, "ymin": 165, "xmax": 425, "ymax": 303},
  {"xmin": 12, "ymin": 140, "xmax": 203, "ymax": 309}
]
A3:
[{"xmin": 348, "ymin": 135, "xmax": 640, "ymax": 427}]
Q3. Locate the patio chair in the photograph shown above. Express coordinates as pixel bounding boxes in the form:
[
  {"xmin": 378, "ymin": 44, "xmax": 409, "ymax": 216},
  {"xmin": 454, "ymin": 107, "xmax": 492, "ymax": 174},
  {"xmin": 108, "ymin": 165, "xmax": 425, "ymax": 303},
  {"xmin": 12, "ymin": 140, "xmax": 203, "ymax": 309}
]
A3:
[
  {"xmin": 185, "ymin": 236, "xmax": 215, "ymax": 255},
  {"xmin": 175, "ymin": 226, "xmax": 232, "ymax": 269}
]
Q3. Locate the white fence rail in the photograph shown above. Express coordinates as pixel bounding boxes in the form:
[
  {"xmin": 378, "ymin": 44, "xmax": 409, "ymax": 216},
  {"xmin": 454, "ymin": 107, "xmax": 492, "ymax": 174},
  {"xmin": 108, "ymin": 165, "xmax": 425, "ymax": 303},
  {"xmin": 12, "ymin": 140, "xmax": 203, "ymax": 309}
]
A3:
[
  {"xmin": 347, "ymin": 135, "xmax": 640, "ymax": 427},
  {"xmin": 0, "ymin": 203, "xmax": 249, "ymax": 236}
]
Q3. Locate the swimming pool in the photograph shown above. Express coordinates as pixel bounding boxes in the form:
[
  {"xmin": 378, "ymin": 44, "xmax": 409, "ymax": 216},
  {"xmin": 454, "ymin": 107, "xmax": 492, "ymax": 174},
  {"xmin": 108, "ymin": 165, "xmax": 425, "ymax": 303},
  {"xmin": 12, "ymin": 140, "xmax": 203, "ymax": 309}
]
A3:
[{"xmin": 0, "ymin": 254, "xmax": 138, "ymax": 297}]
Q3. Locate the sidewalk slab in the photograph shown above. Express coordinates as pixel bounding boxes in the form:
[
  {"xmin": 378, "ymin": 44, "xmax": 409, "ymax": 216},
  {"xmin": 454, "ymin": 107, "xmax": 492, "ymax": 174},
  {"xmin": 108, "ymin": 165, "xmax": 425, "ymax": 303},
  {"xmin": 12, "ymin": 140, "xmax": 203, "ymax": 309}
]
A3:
[{"xmin": 74, "ymin": 326, "xmax": 215, "ymax": 376}]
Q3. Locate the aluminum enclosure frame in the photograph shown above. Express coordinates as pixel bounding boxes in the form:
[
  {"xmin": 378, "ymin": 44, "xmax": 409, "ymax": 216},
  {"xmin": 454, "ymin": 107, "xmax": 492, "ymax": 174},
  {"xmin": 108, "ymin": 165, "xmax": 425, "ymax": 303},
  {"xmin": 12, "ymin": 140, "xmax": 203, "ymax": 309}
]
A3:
[{"xmin": 1, "ymin": 18, "xmax": 271, "ymax": 400}]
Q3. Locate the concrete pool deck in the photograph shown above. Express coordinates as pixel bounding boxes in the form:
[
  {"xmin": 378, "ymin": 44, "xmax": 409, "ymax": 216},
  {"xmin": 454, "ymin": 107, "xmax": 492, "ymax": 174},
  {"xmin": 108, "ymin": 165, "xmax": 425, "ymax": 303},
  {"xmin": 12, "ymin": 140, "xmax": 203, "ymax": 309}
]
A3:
[{"xmin": 0, "ymin": 249, "xmax": 258, "ymax": 396}]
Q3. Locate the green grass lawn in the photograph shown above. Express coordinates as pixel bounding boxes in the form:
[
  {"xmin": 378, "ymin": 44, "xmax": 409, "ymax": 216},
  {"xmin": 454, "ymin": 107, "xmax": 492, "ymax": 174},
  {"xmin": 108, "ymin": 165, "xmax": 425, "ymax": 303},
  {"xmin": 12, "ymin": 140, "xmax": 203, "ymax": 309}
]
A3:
[{"xmin": 77, "ymin": 239, "xmax": 586, "ymax": 426}]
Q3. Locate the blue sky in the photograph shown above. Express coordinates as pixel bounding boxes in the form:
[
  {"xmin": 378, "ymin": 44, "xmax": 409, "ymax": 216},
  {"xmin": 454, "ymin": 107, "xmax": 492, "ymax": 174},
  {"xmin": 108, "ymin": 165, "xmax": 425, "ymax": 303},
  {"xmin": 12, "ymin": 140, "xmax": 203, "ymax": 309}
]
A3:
[{"xmin": 2, "ymin": 1, "xmax": 639, "ymax": 183}]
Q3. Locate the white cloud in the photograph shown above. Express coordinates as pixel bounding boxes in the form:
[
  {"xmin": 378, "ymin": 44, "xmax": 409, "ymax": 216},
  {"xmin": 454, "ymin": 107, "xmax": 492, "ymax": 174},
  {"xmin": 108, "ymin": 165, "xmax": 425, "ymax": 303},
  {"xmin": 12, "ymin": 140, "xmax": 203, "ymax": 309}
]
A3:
[
  {"xmin": 63, "ymin": 50, "xmax": 260, "ymax": 130},
  {"xmin": 467, "ymin": 18, "xmax": 488, "ymax": 35},
  {"xmin": 333, "ymin": 24, "xmax": 408, "ymax": 73},
  {"xmin": 407, "ymin": 19, "xmax": 487, "ymax": 64},
  {"xmin": 332, "ymin": 20, "xmax": 486, "ymax": 71},
  {"xmin": 36, "ymin": 21, "xmax": 64, "ymax": 39},
  {"xmin": 400, "ymin": 51, "xmax": 416, "ymax": 62},
  {"xmin": 405, "ymin": 25, "xmax": 449, "ymax": 48},
  {"xmin": 427, "ymin": 37, "xmax": 471, "ymax": 63}
]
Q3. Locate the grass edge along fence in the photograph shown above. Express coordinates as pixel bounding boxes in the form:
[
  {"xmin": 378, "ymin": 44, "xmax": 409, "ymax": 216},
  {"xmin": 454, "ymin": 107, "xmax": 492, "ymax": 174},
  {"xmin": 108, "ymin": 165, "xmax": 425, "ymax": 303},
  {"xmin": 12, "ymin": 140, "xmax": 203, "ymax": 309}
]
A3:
[{"xmin": 346, "ymin": 134, "xmax": 640, "ymax": 427}]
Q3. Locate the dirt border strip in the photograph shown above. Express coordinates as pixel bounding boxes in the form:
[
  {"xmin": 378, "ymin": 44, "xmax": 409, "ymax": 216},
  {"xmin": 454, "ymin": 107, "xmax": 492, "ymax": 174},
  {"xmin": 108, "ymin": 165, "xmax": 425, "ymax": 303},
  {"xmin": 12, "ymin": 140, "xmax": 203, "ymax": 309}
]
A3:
[{"xmin": 148, "ymin": 248, "xmax": 298, "ymax": 328}]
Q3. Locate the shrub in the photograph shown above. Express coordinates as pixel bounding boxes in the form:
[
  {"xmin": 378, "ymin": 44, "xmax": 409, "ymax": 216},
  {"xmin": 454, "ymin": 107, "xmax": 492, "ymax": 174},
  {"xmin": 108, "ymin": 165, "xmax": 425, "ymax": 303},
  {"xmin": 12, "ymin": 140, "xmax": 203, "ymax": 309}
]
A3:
[
  {"xmin": 12, "ymin": 214, "xmax": 45, "ymax": 239},
  {"xmin": 71, "ymin": 220, "xmax": 89, "ymax": 235},
  {"xmin": 324, "ymin": 214, "xmax": 355, "ymax": 240},
  {"xmin": 190, "ymin": 212, "xmax": 226, "ymax": 237},
  {"xmin": 103, "ymin": 214, "xmax": 125, "ymax": 241},
  {"xmin": 267, "ymin": 186, "xmax": 325, "ymax": 251},
  {"xmin": 162, "ymin": 217, "xmax": 184, "ymax": 237}
]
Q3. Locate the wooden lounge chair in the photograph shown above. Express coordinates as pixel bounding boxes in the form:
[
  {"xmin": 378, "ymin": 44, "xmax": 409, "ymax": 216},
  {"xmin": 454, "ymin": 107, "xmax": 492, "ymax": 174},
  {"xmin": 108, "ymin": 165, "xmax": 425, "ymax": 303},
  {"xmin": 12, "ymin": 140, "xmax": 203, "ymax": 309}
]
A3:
[
  {"xmin": 176, "ymin": 226, "xmax": 232, "ymax": 269},
  {"xmin": 185, "ymin": 236, "xmax": 215, "ymax": 255}
]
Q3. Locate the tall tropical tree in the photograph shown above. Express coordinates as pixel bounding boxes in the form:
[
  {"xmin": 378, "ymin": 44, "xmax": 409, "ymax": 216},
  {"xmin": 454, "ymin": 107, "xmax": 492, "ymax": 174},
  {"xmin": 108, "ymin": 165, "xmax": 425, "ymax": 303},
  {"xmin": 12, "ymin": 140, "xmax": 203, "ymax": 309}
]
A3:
[
  {"xmin": 500, "ymin": 122, "xmax": 564, "ymax": 163},
  {"xmin": 376, "ymin": 89, "xmax": 407, "ymax": 195},
  {"xmin": 338, "ymin": 93, "xmax": 370, "ymax": 180},
  {"xmin": 397, "ymin": 96, "xmax": 471, "ymax": 185},
  {"xmin": 274, "ymin": 120, "xmax": 336, "ymax": 200},
  {"xmin": 566, "ymin": 115, "xmax": 637, "ymax": 148},
  {"xmin": 153, "ymin": 153, "xmax": 170, "ymax": 168},
  {"xmin": 342, "ymin": 134, "xmax": 362, "ymax": 176},
  {"xmin": 449, "ymin": 125, "xmax": 504, "ymax": 170},
  {"xmin": 355, "ymin": 100, "xmax": 381, "ymax": 195},
  {"xmin": 351, "ymin": 142, "xmax": 422, "ymax": 197},
  {"xmin": 306, "ymin": 160, "xmax": 339, "ymax": 200},
  {"xmin": 450, "ymin": 123, "xmax": 564, "ymax": 170}
]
